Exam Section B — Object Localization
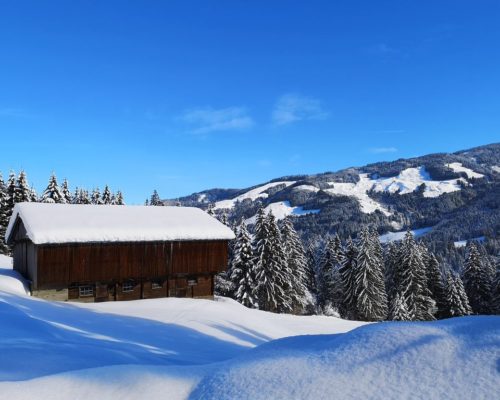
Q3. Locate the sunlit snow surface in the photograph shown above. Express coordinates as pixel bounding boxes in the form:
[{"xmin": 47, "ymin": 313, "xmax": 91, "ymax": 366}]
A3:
[
  {"xmin": 445, "ymin": 162, "xmax": 484, "ymax": 179},
  {"xmin": 379, "ymin": 227, "xmax": 433, "ymax": 243},
  {"xmin": 0, "ymin": 256, "xmax": 497, "ymax": 400},
  {"xmin": 214, "ymin": 181, "xmax": 296, "ymax": 210},
  {"xmin": 245, "ymin": 201, "xmax": 320, "ymax": 224}
]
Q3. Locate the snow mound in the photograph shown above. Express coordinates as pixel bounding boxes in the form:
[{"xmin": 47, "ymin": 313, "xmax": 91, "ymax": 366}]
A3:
[
  {"xmin": 214, "ymin": 181, "xmax": 296, "ymax": 210},
  {"xmin": 245, "ymin": 201, "xmax": 320, "ymax": 224},
  {"xmin": 379, "ymin": 227, "xmax": 433, "ymax": 243},
  {"xmin": 446, "ymin": 162, "xmax": 484, "ymax": 179},
  {"xmin": 292, "ymin": 184, "xmax": 320, "ymax": 193},
  {"xmin": 191, "ymin": 316, "xmax": 500, "ymax": 400},
  {"xmin": 0, "ymin": 255, "xmax": 30, "ymax": 295},
  {"xmin": 6, "ymin": 203, "xmax": 235, "ymax": 244}
]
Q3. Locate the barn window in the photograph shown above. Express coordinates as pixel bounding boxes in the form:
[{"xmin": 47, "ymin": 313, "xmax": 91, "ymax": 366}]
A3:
[
  {"xmin": 122, "ymin": 281, "xmax": 135, "ymax": 292},
  {"xmin": 79, "ymin": 285, "xmax": 94, "ymax": 297},
  {"xmin": 152, "ymin": 280, "xmax": 162, "ymax": 290}
]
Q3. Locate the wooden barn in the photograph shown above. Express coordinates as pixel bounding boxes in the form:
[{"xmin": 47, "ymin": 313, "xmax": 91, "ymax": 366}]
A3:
[{"xmin": 5, "ymin": 203, "xmax": 235, "ymax": 302}]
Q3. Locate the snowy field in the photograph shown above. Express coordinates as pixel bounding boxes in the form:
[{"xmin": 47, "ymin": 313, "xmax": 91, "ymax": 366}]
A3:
[{"xmin": 0, "ymin": 256, "xmax": 498, "ymax": 399}]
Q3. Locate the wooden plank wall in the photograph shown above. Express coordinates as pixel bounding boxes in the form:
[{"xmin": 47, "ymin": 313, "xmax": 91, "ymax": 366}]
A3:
[{"xmin": 36, "ymin": 240, "xmax": 228, "ymax": 289}]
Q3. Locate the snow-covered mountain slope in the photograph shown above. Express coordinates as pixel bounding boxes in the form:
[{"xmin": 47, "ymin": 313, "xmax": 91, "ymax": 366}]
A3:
[
  {"xmin": 169, "ymin": 143, "xmax": 500, "ymax": 258},
  {"xmin": 0, "ymin": 258, "xmax": 498, "ymax": 400}
]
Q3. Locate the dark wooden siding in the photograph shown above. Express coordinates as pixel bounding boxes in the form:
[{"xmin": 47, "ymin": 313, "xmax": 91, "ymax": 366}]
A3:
[{"xmin": 35, "ymin": 240, "xmax": 228, "ymax": 290}]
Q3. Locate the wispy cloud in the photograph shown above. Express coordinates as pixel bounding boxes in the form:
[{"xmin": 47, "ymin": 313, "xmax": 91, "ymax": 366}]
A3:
[
  {"xmin": 368, "ymin": 147, "xmax": 399, "ymax": 154},
  {"xmin": 272, "ymin": 94, "xmax": 329, "ymax": 126},
  {"xmin": 180, "ymin": 106, "xmax": 254, "ymax": 134}
]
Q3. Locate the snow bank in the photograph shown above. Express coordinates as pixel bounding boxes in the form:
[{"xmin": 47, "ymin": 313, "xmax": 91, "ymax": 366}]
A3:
[
  {"xmin": 214, "ymin": 181, "xmax": 295, "ymax": 210},
  {"xmin": 245, "ymin": 201, "xmax": 320, "ymax": 224},
  {"xmin": 446, "ymin": 162, "xmax": 484, "ymax": 179},
  {"xmin": 379, "ymin": 227, "xmax": 433, "ymax": 243},
  {"xmin": 0, "ymin": 255, "xmax": 30, "ymax": 295},
  {"xmin": 6, "ymin": 203, "xmax": 235, "ymax": 244},
  {"xmin": 191, "ymin": 316, "xmax": 500, "ymax": 400}
]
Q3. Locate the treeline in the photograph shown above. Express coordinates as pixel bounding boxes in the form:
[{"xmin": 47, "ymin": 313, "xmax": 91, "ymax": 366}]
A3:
[
  {"xmin": 218, "ymin": 208, "xmax": 500, "ymax": 320},
  {"xmin": 0, "ymin": 170, "xmax": 125, "ymax": 254}
]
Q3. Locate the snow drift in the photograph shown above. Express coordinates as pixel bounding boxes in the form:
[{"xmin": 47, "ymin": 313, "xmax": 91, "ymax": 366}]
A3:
[{"xmin": 0, "ymin": 257, "xmax": 497, "ymax": 400}]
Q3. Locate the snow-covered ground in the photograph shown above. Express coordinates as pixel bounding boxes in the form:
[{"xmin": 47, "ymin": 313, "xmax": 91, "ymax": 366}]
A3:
[
  {"xmin": 326, "ymin": 174, "xmax": 392, "ymax": 216},
  {"xmin": 0, "ymin": 256, "xmax": 498, "ymax": 399},
  {"xmin": 445, "ymin": 162, "xmax": 484, "ymax": 179},
  {"xmin": 454, "ymin": 236, "xmax": 486, "ymax": 248},
  {"xmin": 326, "ymin": 166, "xmax": 477, "ymax": 216},
  {"xmin": 214, "ymin": 181, "xmax": 296, "ymax": 210},
  {"xmin": 245, "ymin": 200, "xmax": 320, "ymax": 224},
  {"xmin": 379, "ymin": 227, "xmax": 433, "ymax": 243}
]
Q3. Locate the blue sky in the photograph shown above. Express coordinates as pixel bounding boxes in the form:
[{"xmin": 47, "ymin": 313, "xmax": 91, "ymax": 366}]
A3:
[{"xmin": 1, "ymin": 1, "xmax": 499, "ymax": 204}]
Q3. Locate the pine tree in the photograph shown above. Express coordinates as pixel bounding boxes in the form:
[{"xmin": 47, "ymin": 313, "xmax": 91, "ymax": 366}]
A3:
[
  {"xmin": 384, "ymin": 241, "xmax": 402, "ymax": 304},
  {"xmin": 29, "ymin": 186, "xmax": 38, "ymax": 202},
  {"xmin": 115, "ymin": 191, "xmax": 125, "ymax": 205},
  {"xmin": 91, "ymin": 188, "xmax": 102, "ymax": 205},
  {"xmin": 304, "ymin": 241, "xmax": 319, "ymax": 296},
  {"xmin": 397, "ymin": 231, "xmax": 435, "ymax": 321},
  {"xmin": 102, "ymin": 185, "xmax": 112, "ymax": 205},
  {"xmin": 41, "ymin": 173, "xmax": 66, "ymax": 203},
  {"xmin": 390, "ymin": 292, "xmax": 411, "ymax": 321},
  {"xmin": 0, "ymin": 174, "xmax": 10, "ymax": 254},
  {"xmin": 355, "ymin": 227, "xmax": 388, "ymax": 321},
  {"xmin": 339, "ymin": 237, "xmax": 359, "ymax": 319},
  {"xmin": 281, "ymin": 217, "xmax": 309, "ymax": 313},
  {"xmin": 231, "ymin": 220, "xmax": 257, "ymax": 308},
  {"xmin": 462, "ymin": 241, "xmax": 492, "ymax": 314},
  {"xmin": 15, "ymin": 170, "xmax": 32, "ymax": 203},
  {"xmin": 445, "ymin": 272, "xmax": 471, "ymax": 317},
  {"xmin": 426, "ymin": 252, "xmax": 448, "ymax": 318},
  {"xmin": 61, "ymin": 179, "xmax": 72, "ymax": 204},
  {"xmin": 150, "ymin": 190, "xmax": 161, "ymax": 206},
  {"xmin": 491, "ymin": 265, "xmax": 500, "ymax": 314},
  {"xmin": 253, "ymin": 208, "xmax": 288, "ymax": 313},
  {"xmin": 6, "ymin": 171, "xmax": 16, "ymax": 216},
  {"xmin": 316, "ymin": 237, "xmax": 338, "ymax": 309}
]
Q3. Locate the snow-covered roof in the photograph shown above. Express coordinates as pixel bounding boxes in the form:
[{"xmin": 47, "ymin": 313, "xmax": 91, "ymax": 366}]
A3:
[{"xmin": 6, "ymin": 203, "xmax": 235, "ymax": 245}]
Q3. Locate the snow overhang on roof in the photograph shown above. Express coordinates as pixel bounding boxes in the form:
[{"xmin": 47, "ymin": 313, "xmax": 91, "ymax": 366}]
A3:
[{"xmin": 6, "ymin": 203, "xmax": 235, "ymax": 245}]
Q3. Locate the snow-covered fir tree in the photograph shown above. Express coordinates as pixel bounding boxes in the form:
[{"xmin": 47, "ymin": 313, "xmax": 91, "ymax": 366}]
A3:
[
  {"xmin": 445, "ymin": 271, "xmax": 472, "ymax": 317},
  {"xmin": 462, "ymin": 241, "xmax": 492, "ymax": 314},
  {"xmin": 230, "ymin": 219, "xmax": 257, "ymax": 308},
  {"xmin": 91, "ymin": 188, "xmax": 102, "ymax": 205},
  {"xmin": 0, "ymin": 174, "xmax": 10, "ymax": 254},
  {"xmin": 385, "ymin": 241, "xmax": 403, "ymax": 304},
  {"xmin": 491, "ymin": 265, "xmax": 500, "ymax": 314},
  {"xmin": 338, "ymin": 236, "xmax": 359, "ymax": 319},
  {"xmin": 29, "ymin": 186, "xmax": 38, "ymax": 202},
  {"xmin": 253, "ymin": 208, "xmax": 289, "ymax": 313},
  {"xmin": 316, "ymin": 237, "xmax": 338, "ymax": 310},
  {"xmin": 61, "ymin": 179, "xmax": 72, "ymax": 204},
  {"xmin": 6, "ymin": 171, "xmax": 16, "ymax": 216},
  {"xmin": 102, "ymin": 185, "xmax": 112, "ymax": 205},
  {"xmin": 355, "ymin": 227, "xmax": 388, "ymax": 321},
  {"xmin": 115, "ymin": 190, "xmax": 125, "ymax": 205},
  {"xmin": 41, "ymin": 173, "xmax": 66, "ymax": 203},
  {"xmin": 304, "ymin": 241, "xmax": 319, "ymax": 296},
  {"xmin": 425, "ymin": 251, "xmax": 448, "ymax": 318},
  {"xmin": 397, "ymin": 231, "xmax": 436, "ymax": 321},
  {"xmin": 454, "ymin": 273, "xmax": 473, "ymax": 315},
  {"xmin": 150, "ymin": 190, "xmax": 161, "ymax": 206},
  {"xmin": 15, "ymin": 171, "xmax": 32, "ymax": 203},
  {"xmin": 281, "ymin": 217, "xmax": 310, "ymax": 313},
  {"xmin": 389, "ymin": 292, "xmax": 411, "ymax": 321}
]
